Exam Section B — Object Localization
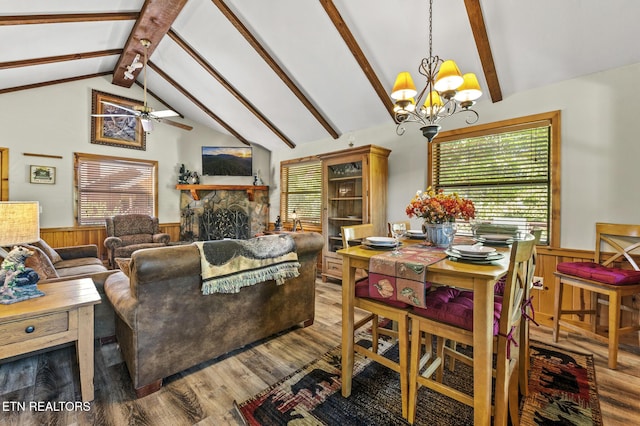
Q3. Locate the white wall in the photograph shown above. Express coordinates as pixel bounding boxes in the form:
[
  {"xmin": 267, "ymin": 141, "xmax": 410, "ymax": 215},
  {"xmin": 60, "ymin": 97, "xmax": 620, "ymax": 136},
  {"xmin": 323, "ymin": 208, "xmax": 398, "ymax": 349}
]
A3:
[
  {"xmin": 270, "ymin": 62, "xmax": 640, "ymax": 250},
  {"xmin": 0, "ymin": 75, "xmax": 270, "ymax": 228}
]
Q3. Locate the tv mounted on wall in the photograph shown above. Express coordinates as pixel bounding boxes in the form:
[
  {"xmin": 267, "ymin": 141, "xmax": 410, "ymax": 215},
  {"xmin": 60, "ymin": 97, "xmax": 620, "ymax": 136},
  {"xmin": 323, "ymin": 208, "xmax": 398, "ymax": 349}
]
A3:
[{"xmin": 201, "ymin": 146, "xmax": 253, "ymax": 176}]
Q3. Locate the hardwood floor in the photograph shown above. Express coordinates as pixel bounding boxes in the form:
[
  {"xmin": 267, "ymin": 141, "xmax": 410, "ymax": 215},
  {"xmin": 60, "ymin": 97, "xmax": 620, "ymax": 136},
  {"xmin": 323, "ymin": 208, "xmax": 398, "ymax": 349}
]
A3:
[{"xmin": 1, "ymin": 279, "xmax": 638, "ymax": 425}]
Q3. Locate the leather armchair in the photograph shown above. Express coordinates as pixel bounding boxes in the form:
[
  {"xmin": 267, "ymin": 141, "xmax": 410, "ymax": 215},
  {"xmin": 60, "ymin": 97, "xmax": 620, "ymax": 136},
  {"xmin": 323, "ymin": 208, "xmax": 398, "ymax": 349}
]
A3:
[{"xmin": 104, "ymin": 214, "xmax": 170, "ymax": 268}]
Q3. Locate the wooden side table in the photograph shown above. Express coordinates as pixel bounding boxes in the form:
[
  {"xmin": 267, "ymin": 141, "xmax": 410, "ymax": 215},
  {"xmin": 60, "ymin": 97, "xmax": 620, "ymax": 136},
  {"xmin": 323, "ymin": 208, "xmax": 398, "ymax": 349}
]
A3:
[{"xmin": 0, "ymin": 278, "xmax": 101, "ymax": 401}]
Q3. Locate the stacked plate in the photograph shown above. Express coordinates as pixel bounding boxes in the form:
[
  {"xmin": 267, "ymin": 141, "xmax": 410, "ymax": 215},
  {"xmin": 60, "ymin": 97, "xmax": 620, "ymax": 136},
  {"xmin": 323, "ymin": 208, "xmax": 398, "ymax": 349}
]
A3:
[
  {"xmin": 363, "ymin": 236, "xmax": 400, "ymax": 250},
  {"xmin": 474, "ymin": 233, "xmax": 514, "ymax": 245},
  {"xmin": 406, "ymin": 229, "xmax": 427, "ymax": 239},
  {"xmin": 446, "ymin": 244, "xmax": 505, "ymax": 263}
]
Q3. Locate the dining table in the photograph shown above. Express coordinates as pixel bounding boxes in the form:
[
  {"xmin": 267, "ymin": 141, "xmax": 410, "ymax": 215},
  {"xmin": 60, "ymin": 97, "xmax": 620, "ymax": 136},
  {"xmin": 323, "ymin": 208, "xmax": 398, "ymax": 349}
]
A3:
[{"xmin": 337, "ymin": 237, "xmax": 510, "ymax": 426}]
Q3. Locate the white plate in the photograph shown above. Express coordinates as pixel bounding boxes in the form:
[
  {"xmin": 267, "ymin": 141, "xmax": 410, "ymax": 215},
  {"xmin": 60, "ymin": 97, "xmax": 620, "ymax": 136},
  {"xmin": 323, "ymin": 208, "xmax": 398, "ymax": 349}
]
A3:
[
  {"xmin": 366, "ymin": 236, "xmax": 396, "ymax": 245},
  {"xmin": 363, "ymin": 241, "xmax": 401, "ymax": 250},
  {"xmin": 478, "ymin": 234, "xmax": 513, "ymax": 241},
  {"xmin": 451, "ymin": 245, "xmax": 496, "ymax": 256},
  {"xmin": 406, "ymin": 229, "xmax": 426, "ymax": 239},
  {"xmin": 445, "ymin": 250, "xmax": 504, "ymax": 263}
]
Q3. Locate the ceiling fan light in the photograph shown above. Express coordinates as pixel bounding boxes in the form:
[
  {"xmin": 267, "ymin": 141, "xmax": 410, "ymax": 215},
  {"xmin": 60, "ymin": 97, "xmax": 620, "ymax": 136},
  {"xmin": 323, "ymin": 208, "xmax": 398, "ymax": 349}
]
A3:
[
  {"xmin": 434, "ymin": 60, "xmax": 463, "ymax": 92},
  {"xmin": 141, "ymin": 118, "xmax": 154, "ymax": 132},
  {"xmin": 124, "ymin": 70, "xmax": 135, "ymax": 80},
  {"xmin": 454, "ymin": 73, "xmax": 482, "ymax": 103},
  {"xmin": 391, "ymin": 72, "xmax": 418, "ymax": 100}
]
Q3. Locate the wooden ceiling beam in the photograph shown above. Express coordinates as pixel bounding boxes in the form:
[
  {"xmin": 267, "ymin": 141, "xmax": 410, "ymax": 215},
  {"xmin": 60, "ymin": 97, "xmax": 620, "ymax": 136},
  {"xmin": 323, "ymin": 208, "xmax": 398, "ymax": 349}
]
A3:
[
  {"xmin": 463, "ymin": 0, "xmax": 502, "ymax": 103},
  {"xmin": 0, "ymin": 72, "xmax": 112, "ymax": 95},
  {"xmin": 168, "ymin": 30, "xmax": 295, "ymax": 148},
  {"xmin": 0, "ymin": 12, "xmax": 138, "ymax": 26},
  {"xmin": 319, "ymin": 0, "xmax": 395, "ymax": 119},
  {"xmin": 211, "ymin": 0, "xmax": 339, "ymax": 140},
  {"xmin": 111, "ymin": 0, "xmax": 188, "ymax": 88},
  {"xmin": 0, "ymin": 49, "xmax": 121, "ymax": 70},
  {"xmin": 147, "ymin": 61, "xmax": 251, "ymax": 146}
]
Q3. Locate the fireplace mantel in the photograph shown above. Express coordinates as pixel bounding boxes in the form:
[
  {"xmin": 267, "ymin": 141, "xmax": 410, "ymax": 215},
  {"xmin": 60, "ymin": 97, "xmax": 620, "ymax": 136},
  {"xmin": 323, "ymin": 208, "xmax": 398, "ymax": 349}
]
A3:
[{"xmin": 175, "ymin": 184, "xmax": 268, "ymax": 201}]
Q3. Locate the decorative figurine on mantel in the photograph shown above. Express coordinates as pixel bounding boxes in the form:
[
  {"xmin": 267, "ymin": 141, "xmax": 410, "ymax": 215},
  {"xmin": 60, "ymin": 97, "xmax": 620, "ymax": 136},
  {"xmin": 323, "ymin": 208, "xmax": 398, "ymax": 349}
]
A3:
[
  {"xmin": 253, "ymin": 170, "xmax": 264, "ymax": 186},
  {"xmin": 274, "ymin": 215, "xmax": 283, "ymax": 231},
  {"xmin": 0, "ymin": 246, "xmax": 43, "ymax": 304},
  {"xmin": 188, "ymin": 171, "xmax": 200, "ymax": 184},
  {"xmin": 178, "ymin": 164, "xmax": 191, "ymax": 184}
]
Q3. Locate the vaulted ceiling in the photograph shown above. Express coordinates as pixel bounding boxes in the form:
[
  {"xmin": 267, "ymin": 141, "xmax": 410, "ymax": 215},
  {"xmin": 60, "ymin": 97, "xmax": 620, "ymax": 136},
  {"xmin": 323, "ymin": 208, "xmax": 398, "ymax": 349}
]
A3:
[{"xmin": 2, "ymin": 0, "xmax": 640, "ymax": 152}]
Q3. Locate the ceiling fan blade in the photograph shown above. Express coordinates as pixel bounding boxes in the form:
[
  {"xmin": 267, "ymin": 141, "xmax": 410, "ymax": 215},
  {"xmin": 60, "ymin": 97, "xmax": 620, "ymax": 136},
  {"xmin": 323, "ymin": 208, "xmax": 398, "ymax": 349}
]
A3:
[
  {"xmin": 161, "ymin": 119, "xmax": 193, "ymax": 131},
  {"xmin": 150, "ymin": 109, "xmax": 179, "ymax": 119},
  {"xmin": 101, "ymin": 100, "xmax": 139, "ymax": 115},
  {"xmin": 91, "ymin": 113, "xmax": 136, "ymax": 118}
]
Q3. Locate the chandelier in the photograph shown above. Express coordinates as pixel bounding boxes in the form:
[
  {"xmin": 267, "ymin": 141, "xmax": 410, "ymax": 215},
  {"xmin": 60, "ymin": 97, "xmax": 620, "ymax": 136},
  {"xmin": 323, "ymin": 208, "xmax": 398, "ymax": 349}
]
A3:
[{"xmin": 390, "ymin": 0, "xmax": 482, "ymax": 142}]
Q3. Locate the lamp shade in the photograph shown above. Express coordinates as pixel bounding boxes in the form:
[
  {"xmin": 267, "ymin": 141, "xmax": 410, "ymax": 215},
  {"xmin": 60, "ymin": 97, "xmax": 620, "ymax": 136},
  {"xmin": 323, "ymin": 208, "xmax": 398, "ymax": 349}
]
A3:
[
  {"xmin": 421, "ymin": 90, "xmax": 443, "ymax": 116},
  {"xmin": 454, "ymin": 73, "xmax": 482, "ymax": 103},
  {"xmin": 434, "ymin": 60, "xmax": 463, "ymax": 92},
  {"xmin": 391, "ymin": 72, "xmax": 418, "ymax": 100},
  {"xmin": 0, "ymin": 201, "xmax": 40, "ymax": 247}
]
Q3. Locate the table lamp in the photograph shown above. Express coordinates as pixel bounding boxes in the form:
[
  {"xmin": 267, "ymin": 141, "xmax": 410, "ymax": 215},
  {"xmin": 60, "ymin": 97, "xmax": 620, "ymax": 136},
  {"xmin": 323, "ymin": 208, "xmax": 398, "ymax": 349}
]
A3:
[
  {"xmin": 0, "ymin": 201, "xmax": 44, "ymax": 304},
  {"xmin": 291, "ymin": 209, "xmax": 303, "ymax": 232}
]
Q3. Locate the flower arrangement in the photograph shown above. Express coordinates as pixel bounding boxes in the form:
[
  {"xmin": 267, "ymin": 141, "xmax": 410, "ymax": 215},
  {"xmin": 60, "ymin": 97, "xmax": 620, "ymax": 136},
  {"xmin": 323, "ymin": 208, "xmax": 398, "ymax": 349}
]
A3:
[{"xmin": 406, "ymin": 187, "xmax": 475, "ymax": 224}]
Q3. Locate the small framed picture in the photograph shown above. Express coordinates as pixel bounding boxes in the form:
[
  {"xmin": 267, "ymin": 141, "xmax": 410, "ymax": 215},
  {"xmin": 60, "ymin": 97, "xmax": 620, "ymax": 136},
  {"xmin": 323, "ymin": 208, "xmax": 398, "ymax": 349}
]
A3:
[{"xmin": 30, "ymin": 165, "xmax": 56, "ymax": 184}]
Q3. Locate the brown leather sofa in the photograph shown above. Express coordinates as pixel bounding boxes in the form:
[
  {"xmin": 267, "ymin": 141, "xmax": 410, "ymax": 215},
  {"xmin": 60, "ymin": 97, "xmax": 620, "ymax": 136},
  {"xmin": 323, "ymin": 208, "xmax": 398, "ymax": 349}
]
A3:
[
  {"xmin": 16, "ymin": 240, "xmax": 119, "ymax": 340},
  {"xmin": 104, "ymin": 232, "xmax": 323, "ymax": 397}
]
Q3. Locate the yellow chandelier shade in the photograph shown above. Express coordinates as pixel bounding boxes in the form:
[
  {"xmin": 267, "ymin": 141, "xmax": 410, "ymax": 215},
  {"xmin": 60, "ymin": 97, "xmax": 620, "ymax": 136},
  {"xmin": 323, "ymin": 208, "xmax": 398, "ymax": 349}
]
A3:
[
  {"xmin": 394, "ymin": 97, "xmax": 416, "ymax": 113},
  {"xmin": 454, "ymin": 73, "xmax": 482, "ymax": 103},
  {"xmin": 433, "ymin": 59, "xmax": 464, "ymax": 92},
  {"xmin": 421, "ymin": 90, "xmax": 443, "ymax": 115},
  {"xmin": 391, "ymin": 71, "xmax": 418, "ymax": 100}
]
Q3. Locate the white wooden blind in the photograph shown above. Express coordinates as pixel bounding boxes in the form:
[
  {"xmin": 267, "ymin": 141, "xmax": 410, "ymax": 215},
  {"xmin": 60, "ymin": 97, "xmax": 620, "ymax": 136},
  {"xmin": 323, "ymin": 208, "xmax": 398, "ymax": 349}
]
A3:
[
  {"xmin": 76, "ymin": 154, "xmax": 156, "ymax": 225},
  {"xmin": 432, "ymin": 123, "xmax": 551, "ymax": 243},
  {"xmin": 280, "ymin": 160, "xmax": 322, "ymax": 224}
]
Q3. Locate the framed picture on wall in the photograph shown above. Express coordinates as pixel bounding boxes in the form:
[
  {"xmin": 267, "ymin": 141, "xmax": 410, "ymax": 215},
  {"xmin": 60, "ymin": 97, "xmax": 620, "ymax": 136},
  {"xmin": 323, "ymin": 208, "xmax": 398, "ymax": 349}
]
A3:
[
  {"xmin": 30, "ymin": 165, "xmax": 56, "ymax": 184},
  {"xmin": 91, "ymin": 90, "xmax": 146, "ymax": 150}
]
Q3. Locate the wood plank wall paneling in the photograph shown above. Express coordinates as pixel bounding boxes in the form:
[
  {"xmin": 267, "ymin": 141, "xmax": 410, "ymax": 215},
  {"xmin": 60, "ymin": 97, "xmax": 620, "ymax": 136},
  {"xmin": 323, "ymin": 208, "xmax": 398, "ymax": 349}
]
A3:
[{"xmin": 40, "ymin": 223, "xmax": 181, "ymax": 262}]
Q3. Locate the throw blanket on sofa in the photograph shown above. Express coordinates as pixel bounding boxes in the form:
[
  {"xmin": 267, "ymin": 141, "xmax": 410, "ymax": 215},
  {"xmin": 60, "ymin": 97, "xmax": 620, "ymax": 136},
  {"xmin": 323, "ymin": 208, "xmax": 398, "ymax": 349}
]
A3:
[{"xmin": 195, "ymin": 234, "xmax": 300, "ymax": 294}]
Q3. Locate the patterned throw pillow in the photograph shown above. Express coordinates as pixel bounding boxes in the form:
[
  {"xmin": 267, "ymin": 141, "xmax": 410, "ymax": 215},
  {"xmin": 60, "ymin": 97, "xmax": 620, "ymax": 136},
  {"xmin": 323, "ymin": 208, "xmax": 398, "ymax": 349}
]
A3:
[
  {"xmin": 23, "ymin": 245, "xmax": 59, "ymax": 280},
  {"xmin": 115, "ymin": 257, "xmax": 132, "ymax": 277},
  {"xmin": 33, "ymin": 239, "xmax": 63, "ymax": 264}
]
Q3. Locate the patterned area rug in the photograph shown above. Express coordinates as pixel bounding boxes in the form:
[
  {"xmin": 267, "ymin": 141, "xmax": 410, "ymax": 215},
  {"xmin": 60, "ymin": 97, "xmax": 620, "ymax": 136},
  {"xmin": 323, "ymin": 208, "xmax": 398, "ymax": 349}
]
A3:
[{"xmin": 236, "ymin": 335, "xmax": 601, "ymax": 426}]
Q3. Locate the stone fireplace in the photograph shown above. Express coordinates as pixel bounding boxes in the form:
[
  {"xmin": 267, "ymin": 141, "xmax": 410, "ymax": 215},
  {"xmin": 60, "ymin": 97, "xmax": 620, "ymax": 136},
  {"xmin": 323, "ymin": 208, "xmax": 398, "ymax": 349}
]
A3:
[{"xmin": 177, "ymin": 185, "xmax": 269, "ymax": 241}]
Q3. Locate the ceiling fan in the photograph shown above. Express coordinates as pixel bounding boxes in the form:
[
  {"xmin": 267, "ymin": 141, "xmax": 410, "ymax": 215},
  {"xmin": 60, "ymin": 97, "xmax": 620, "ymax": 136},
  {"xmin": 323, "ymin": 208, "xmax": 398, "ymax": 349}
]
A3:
[{"xmin": 92, "ymin": 39, "xmax": 192, "ymax": 132}]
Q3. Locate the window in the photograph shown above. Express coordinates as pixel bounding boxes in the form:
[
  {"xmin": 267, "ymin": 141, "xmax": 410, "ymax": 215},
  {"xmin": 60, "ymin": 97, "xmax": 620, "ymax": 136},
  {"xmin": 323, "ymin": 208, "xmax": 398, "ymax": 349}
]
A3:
[
  {"xmin": 75, "ymin": 153, "xmax": 158, "ymax": 226},
  {"xmin": 429, "ymin": 111, "xmax": 560, "ymax": 246},
  {"xmin": 280, "ymin": 159, "xmax": 322, "ymax": 230}
]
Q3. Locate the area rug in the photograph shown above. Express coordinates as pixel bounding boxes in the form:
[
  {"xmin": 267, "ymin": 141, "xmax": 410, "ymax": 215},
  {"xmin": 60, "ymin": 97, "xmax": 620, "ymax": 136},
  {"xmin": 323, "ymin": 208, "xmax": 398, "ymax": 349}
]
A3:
[{"xmin": 235, "ymin": 335, "xmax": 602, "ymax": 426}]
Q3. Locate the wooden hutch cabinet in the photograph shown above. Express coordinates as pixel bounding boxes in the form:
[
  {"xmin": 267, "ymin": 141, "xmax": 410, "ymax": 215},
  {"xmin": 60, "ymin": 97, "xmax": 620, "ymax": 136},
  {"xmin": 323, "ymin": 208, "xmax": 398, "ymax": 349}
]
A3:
[{"xmin": 318, "ymin": 145, "xmax": 391, "ymax": 282}]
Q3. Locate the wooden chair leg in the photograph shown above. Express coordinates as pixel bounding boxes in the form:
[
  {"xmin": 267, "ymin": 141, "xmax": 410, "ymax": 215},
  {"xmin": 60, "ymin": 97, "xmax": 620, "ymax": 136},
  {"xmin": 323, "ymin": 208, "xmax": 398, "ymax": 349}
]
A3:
[
  {"xmin": 553, "ymin": 279, "xmax": 563, "ymax": 342},
  {"xmin": 608, "ymin": 292, "xmax": 621, "ymax": 369},
  {"xmin": 407, "ymin": 323, "xmax": 422, "ymax": 425},
  {"xmin": 398, "ymin": 315, "xmax": 410, "ymax": 419},
  {"xmin": 590, "ymin": 291, "xmax": 598, "ymax": 334},
  {"xmin": 371, "ymin": 314, "xmax": 379, "ymax": 353}
]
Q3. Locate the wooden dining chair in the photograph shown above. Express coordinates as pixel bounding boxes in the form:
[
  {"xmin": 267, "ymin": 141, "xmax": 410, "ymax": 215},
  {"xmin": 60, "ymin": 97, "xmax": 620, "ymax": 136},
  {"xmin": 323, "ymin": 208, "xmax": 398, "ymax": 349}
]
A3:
[
  {"xmin": 342, "ymin": 224, "xmax": 412, "ymax": 419},
  {"xmin": 553, "ymin": 222, "xmax": 640, "ymax": 369},
  {"xmin": 406, "ymin": 236, "xmax": 536, "ymax": 426},
  {"xmin": 518, "ymin": 228, "xmax": 542, "ymax": 397},
  {"xmin": 387, "ymin": 220, "xmax": 411, "ymax": 237}
]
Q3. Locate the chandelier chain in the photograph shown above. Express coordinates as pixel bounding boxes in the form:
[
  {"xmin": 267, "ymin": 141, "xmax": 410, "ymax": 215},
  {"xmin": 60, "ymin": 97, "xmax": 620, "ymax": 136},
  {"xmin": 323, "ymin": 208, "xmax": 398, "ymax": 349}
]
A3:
[{"xmin": 428, "ymin": 0, "xmax": 433, "ymax": 59}]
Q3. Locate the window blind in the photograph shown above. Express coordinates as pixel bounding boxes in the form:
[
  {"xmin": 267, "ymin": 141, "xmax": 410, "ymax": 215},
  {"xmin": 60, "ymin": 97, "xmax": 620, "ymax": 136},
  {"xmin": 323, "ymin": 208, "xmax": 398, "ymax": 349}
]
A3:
[
  {"xmin": 280, "ymin": 160, "xmax": 322, "ymax": 224},
  {"xmin": 76, "ymin": 154, "xmax": 156, "ymax": 225},
  {"xmin": 432, "ymin": 125, "xmax": 551, "ymax": 243}
]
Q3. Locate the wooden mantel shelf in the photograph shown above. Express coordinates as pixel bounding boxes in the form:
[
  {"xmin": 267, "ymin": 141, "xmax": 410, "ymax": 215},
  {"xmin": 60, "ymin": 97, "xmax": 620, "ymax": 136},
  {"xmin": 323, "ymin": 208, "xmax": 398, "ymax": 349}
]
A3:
[{"xmin": 175, "ymin": 184, "xmax": 269, "ymax": 201}]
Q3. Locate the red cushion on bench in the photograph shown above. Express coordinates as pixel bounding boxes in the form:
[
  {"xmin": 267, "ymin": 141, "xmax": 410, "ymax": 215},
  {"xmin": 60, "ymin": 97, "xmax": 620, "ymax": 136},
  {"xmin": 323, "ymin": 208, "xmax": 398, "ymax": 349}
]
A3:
[{"xmin": 557, "ymin": 261, "xmax": 640, "ymax": 285}]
